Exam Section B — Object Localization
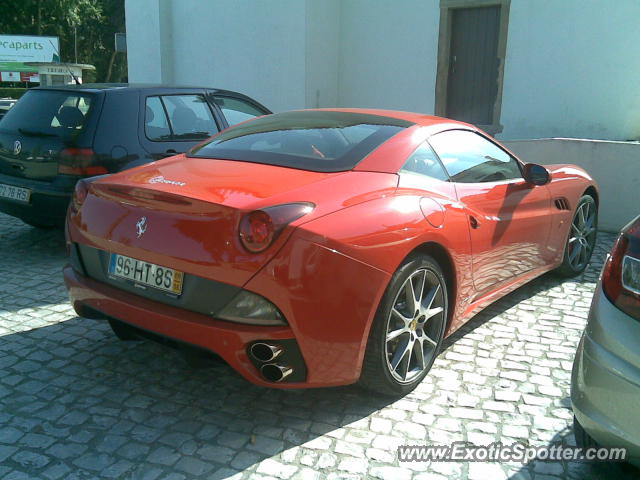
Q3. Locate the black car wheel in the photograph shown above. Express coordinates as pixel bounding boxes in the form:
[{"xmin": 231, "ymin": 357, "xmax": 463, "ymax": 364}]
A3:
[
  {"xmin": 359, "ymin": 254, "xmax": 448, "ymax": 396},
  {"xmin": 556, "ymin": 195, "xmax": 597, "ymax": 277}
]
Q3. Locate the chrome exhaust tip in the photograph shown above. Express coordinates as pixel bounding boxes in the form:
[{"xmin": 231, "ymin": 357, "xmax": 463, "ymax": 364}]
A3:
[
  {"xmin": 261, "ymin": 363, "xmax": 293, "ymax": 383},
  {"xmin": 250, "ymin": 343, "xmax": 283, "ymax": 362}
]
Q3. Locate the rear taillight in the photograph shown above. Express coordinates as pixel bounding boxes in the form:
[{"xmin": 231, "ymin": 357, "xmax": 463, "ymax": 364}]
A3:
[
  {"xmin": 70, "ymin": 179, "xmax": 90, "ymax": 214},
  {"xmin": 240, "ymin": 210, "xmax": 275, "ymax": 253},
  {"xmin": 602, "ymin": 220, "xmax": 640, "ymax": 320},
  {"xmin": 59, "ymin": 148, "xmax": 108, "ymax": 176},
  {"xmin": 239, "ymin": 202, "xmax": 314, "ymax": 253}
]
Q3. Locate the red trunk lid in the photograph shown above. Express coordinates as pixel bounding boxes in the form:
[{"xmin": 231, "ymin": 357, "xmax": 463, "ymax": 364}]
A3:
[{"xmin": 72, "ymin": 155, "xmax": 397, "ymax": 287}]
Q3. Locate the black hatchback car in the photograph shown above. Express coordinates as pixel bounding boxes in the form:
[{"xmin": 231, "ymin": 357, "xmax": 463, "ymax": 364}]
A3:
[{"xmin": 0, "ymin": 84, "xmax": 270, "ymax": 227}]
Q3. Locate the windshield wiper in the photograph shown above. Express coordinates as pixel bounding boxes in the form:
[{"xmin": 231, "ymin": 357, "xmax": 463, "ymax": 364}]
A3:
[{"xmin": 18, "ymin": 128, "xmax": 58, "ymax": 138}]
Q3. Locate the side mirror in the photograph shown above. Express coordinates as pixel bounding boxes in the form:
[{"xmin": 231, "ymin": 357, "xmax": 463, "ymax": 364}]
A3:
[{"xmin": 523, "ymin": 163, "xmax": 550, "ymax": 186}]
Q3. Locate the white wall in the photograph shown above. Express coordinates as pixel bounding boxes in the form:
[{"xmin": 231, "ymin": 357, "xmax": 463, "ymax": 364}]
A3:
[
  {"xmin": 499, "ymin": 0, "xmax": 640, "ymax": 141},
  {"xmin": 338, "ymin": 0, "xmax": 440, "ymax": 113},
  {"xmin": 125, "ymin": 0, "xmax": 308, "ymax": 111},
  {"xmin": 305, "ymin": 0, "xmax": 341, "ymax": 108},
  {"xmin": 505, "ymin": 139, "xmax": 640, "ymax": 232},
  {"xmin": 171, "ymin": 0, "xmax": 308, "ymax": 111},
  {"xmin": 124, "ymin": 0, "xmax": 440, "ymax": 114},
  {"xmin": 125, "ymin": 0, "xmax": 165, "ymax": 83},
  {"xmin": 125, "ymin": 0, "xmax": 640, "ymax": 140}
]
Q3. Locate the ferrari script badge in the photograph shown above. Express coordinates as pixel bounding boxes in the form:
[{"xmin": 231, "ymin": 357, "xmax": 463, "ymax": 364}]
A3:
[{"xmin": 149, "ymin": 175, "xmax": 186, "ymax": 186}]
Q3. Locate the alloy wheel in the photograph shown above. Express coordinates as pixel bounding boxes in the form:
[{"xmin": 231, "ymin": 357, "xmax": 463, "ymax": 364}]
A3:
[
  {"xmin": 567, "ymin": 200, "xmax": 597, "ymax": 271},
  {"xmin": 385, "ymin": 268, "xmax": 446, "ymax": 383}
]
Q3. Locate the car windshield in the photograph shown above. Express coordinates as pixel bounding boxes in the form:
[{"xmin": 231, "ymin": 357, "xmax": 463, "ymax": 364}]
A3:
[
  {"xmin": 189, "ymin": 110, "xmax": 413, "ymax": 172},
  {"xmin": 0, "ymin": 90, "xmax": 94, "ymax": 140}
]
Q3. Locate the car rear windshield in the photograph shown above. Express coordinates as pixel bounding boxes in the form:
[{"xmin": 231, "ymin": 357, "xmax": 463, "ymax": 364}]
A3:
[
  {"xmin": 0, "ymin": 90, "xmax": 95, "ymax": 140},
  {"xmin": 189, "ymin": 110, "xmax": 413, "ymax": 172}
]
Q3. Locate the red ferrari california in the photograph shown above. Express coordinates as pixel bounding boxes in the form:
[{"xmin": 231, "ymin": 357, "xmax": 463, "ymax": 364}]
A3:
[{"xmin": 64, "ymin": 109, "xmax": 598, "ymax": 395}]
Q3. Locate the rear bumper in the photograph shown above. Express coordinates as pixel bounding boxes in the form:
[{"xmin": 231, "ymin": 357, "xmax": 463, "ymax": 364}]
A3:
[
  {"xmin": 571, "ymin": 284, "xmax": 640, "ymax": 465},
  {"xmin": 0, "ymin": 173, "xmax": 73, "ymax": 225},
  {"xmin": 64, "ymin": 265, "xmax": 301, "ymax": 388},
  {"xmin": 64, "ymin": 233, "xmax": 391, "ymax": 388}
]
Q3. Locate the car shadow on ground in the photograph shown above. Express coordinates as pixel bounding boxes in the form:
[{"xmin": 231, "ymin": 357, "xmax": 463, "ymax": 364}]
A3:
[
  {"xmin": 2, "ymin": 305, "xmax": 634, "ymax": 479},
  {"xmin": 0, "ymin": 213, "xmax": 622, "ymax": 478},
  {"xmin": 435, "ymin": 236, "xmax": 626, "ymax": 479},
  {"xmin": 1, "ymin": 315, "xmax": 398, "ymax": 478},
  {"xmin": 442, "ymin": 227, "xmax": 616, "ymax": 353},
  {"xmin": 442, "ymin": 267, "xmax": 593, "ymax": 353},
  {"xmin": 506, "ymin": 424, "xmax": 639, "ymax": 480}
]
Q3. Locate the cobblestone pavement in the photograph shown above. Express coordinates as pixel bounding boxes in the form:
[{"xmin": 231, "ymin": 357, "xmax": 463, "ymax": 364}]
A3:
[{"xmin": 0, "ymin": 212, "xmax": 636, "ymax": 480}]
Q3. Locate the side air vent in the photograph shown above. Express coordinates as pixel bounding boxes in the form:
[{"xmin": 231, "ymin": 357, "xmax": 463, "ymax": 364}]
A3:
[{"xmin": 554, "ymin": 197, "xmax": 570, "ymax": 211}]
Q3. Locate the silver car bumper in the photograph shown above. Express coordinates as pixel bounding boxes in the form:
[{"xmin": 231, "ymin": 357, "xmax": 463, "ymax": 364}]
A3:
[{"xmin": 571, "ymin": 283, "xmax": 640, "ymax": 464}]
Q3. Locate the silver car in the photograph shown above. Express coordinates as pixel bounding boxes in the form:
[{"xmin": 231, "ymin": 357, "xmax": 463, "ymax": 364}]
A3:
[{"xmin": 572, "ymin": 214, "xmax": 640, "ymax": 466}]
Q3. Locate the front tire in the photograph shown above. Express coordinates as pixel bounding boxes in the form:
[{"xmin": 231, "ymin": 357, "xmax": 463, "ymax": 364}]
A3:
[
  {"xmin": 359, "ymin": 254, "xmax": 448, "ymax": 396},
  {"xmin": 556, "ymin": 195, "xmax": 597, "ymax": 277}
]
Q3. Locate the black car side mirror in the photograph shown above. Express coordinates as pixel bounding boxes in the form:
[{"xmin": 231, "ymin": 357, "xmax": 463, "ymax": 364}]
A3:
[{"xmin": 523, "ymin": 163, "xmax": 550, "ymax": 186}]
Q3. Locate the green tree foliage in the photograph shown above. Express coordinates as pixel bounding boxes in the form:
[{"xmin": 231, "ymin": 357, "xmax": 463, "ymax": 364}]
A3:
[{"xmin": 0, "ymin": 0, "xmax": 126, "ymax": 83}]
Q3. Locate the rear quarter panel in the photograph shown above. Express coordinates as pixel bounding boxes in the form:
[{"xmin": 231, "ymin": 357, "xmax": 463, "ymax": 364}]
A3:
[
  {"xmin": 245, "ymin": 234, "xmax": 392, "ymax": 385},
  {"xmin": 244, "ymin": 192, "xmax": 475, "ymax": 384},
  {"xmin": 295, "ymin": 191, "xmax": 476, "ymax": 334}
]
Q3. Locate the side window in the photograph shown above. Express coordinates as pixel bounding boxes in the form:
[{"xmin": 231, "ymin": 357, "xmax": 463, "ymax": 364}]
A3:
[
  {"xmin": 428, "ymin": 130, "xmax": 522, "ymax": 183},
  {"xmin": 162, "ymin": 95, "xmax": 219, "ymax": 140},
  {"xmin": 145, "ymin": 96, "xmax": 171, "ymax": 141},
  {"xmin": 400, "ymin": 142, "xmax": 449, "ymax": 181},
  {"xmin": 214, "ymin": 96, "xmax": 265, "ymax": 126}
]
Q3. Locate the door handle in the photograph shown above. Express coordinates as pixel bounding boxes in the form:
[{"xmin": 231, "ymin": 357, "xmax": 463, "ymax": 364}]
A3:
[{"xmin": 469, "ymin": 215, "xmax": 480, "ymax": 229}]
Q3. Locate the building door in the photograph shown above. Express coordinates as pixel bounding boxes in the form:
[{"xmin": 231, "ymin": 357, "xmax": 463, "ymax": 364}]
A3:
[{"xmin": 435, "ymin": 1, "xmax": 509, "ymax": 135}]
